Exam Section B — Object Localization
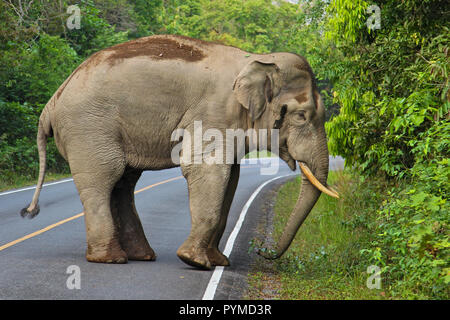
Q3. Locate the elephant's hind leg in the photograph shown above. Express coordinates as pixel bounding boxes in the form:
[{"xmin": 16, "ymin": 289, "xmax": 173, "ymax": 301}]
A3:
[
  {"xmin": 72, "ymin": 165, "xmax": 128, "ymax": 264},
  {"xmin": 111, "ymin": 168, "xmax": 156, "ymax": 261}
]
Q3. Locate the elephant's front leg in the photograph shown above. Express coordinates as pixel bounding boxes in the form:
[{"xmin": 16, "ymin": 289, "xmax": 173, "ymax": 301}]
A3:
[
  {"xmin": 207, "ymin": 164, "xmax": 240, "ymax": 267},
  {"xmin": 177, "ymin": 164, "xmax": 232, "ymax": 270}
]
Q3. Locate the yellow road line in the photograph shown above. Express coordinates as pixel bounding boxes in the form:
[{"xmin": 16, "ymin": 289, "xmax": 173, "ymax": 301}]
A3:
[
  {"xmin": 0, "ymin": 213, "xmax": 85, "ymax": 252},
  {"xmin": 134, "ymin": 176, "xmax": 183, "ymax": 194},
  {"xmin": 0, "ymin": 175, "xmax": 183, "ymax": 252},
  {"xmin": 0, "ymin": 164, "xmax": 261, "ymax": 252}
]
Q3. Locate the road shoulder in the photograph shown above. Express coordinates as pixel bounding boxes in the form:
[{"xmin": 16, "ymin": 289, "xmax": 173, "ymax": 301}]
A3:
[{"xmin": 213, "ymin": 175, "xmax": 296, "ymax": 300}]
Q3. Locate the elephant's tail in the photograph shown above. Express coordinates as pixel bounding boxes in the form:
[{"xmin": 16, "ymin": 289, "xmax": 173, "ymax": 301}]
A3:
[{"xmin": 20, "ymin": 106, "xmax": 52, "ymax": 219}]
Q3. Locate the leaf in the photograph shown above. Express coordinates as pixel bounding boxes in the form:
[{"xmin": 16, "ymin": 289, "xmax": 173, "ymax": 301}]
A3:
[
  {"xmin": 410, "ymin": 191, "xmax": 427, "ymax": 206},
  {"xmin": 410, "ymin": 115, "xmax": 425, "ymax": 126}
]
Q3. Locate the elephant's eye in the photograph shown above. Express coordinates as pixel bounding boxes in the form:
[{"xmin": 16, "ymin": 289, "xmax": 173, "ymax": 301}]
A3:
[{"xmin": 292, "ymin": 111, "xmax": 307, "ymax": 125}]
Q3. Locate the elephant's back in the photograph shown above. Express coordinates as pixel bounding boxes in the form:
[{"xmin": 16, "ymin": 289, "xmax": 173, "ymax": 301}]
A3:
[
  {"xmin": 47, "ymin": 35, "xmax": 232, "ymax": 169},
  {"xmin": 47, "ymin": 35, "xmax": 250, "ymax": 169},
  {"xmin": 52, "ymin": 35, "xmax": 233, "ymax": 109},
  {"xmin": 51, "ymin": 35, "xmax": 249, "ymax": 112}
]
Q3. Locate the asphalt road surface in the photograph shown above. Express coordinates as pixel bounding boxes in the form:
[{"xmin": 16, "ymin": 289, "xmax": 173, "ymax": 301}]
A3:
[{"xmin": 0, "ymin": 157, "xmax": 344, "ymax": 300}]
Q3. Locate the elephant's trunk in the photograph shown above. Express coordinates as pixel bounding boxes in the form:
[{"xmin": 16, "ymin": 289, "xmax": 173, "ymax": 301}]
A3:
[{"xmin": 259, "ymin": 133, "xmax": 338, "ymax": 259}]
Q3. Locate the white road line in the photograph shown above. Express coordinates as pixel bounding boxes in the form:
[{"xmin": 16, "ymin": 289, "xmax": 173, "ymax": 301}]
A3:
[
  {"xmin": 0, "ymin": 178, "xmax": 74, "ymax": 197},
  {"xmin": 202, "ymin": 173, "xmax": 295, "ymax": 300}
]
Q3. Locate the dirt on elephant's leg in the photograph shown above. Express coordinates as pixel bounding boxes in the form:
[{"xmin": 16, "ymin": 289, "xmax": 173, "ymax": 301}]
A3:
[
  {"xmin": 207, "ymin": 164, "xmax": 240, "ymax": 267},
  {"xmin": 177, "ymin": 164, "xmax": 232, "ymax": 270},
  {"xmin": 111, "ymin": 168, "xmax": 156, "ymax": 261}
]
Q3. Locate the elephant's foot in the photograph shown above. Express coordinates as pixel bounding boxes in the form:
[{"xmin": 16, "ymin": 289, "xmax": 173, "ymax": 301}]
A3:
[
  {"xmin": 122, "ymin": 240, "xmax": 156, "ymax": 261},
  {"xmin": 177, "ymin": 243, "xmax": 212, "ymax": 270},
  {"xmin": 207, "ymin": 247, "xmax": 230, "ymax": 267},
  {"xmin": 86, "ymin": 243, "xmax": 128, "ymax": 264}
]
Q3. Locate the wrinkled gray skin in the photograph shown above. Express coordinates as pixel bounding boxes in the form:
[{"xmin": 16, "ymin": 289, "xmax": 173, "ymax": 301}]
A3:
[{"xmin": 22, "ymin": 35, "xmax": 330, "ymax": 269}]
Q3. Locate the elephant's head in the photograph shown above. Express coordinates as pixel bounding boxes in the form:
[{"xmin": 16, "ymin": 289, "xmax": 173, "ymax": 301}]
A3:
[{"xmin": 233, "ymin": 54, "xmax": 339, "ymax": 259}]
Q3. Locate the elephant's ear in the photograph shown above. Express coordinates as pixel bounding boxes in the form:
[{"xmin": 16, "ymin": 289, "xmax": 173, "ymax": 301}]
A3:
[{"xmin": 233, "ymin": 61, "xmax": 281, "ymax": 121}]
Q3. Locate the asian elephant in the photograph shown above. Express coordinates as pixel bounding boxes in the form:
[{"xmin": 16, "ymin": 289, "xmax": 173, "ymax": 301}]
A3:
[{"xmin": 21, "ymin": 35, "xmax": 338, "ymax": 269}]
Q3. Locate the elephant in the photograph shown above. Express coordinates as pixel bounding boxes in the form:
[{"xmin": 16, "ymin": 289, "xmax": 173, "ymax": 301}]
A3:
[{"xmin": 21, "ymin": 34, "xmax": 338, "ymax": 269}]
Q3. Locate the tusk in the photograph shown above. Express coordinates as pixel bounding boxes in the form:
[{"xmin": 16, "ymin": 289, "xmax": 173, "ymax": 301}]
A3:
[
  {"xmin": 299, "ymin": 162, "xmax": 339, "ymax": 198},
  {"xmin": 328, "ymin": 186, "xmax": 339, "ymax": 195}
]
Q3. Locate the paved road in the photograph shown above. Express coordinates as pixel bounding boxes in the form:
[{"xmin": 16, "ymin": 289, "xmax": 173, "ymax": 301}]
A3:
[{"xmin": 0, "ymin": 157, "xmax": 344, "ymax": 300}]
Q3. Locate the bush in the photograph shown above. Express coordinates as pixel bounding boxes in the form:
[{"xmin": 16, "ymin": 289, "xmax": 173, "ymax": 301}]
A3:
[
  {"xmin": 64, "ymin": 4, "xmax": 129, "ymax": 57},
  {"xmin": 0, "ymin": 100, "xmax": 39, "ymax": 143},
  {"xmin": 362, "ymin": 121, "xmax": 449, "ymax": 299},
  {"xmin": 0, "ymin": 33, "xmax": 80, "ymax": 105},
  {"xmin": 324, "ymin": 0, "xmax": 449, "ymax": 299},
  {"xmin": 0, "ymin": 101, "xmax": 69, "ymax": 186}
]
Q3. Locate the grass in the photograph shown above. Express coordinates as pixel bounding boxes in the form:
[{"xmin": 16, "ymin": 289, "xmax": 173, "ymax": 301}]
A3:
[
  {"xmin": 246, "ymin": 170, "xmax": 389, "ymax": 300},
  {"xmin": 244, "ymin": 150, "xmax": 276, "ymax": 158},
  {"xmin": 0, "ymin": 172, "xmax": 72, "ymax": 192}
]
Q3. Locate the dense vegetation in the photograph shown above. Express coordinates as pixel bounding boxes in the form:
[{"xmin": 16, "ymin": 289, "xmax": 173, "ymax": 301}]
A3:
[
  {"xmin": 0, "ymin": 0, "xmax": 448, "ymax": 299},
  {"xmin": 324, "ymin": 0, "xmax": 449, "ymax": 299}
]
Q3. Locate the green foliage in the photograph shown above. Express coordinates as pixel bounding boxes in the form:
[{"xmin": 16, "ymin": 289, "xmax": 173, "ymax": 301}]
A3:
[
  {"xmin": 197, "ymin": 0, "xmax": 289, "ymax": 52},
  {"xmin": 127, "ymin": 0, "xmax": 164, "ymax": 37},
  {"xmin": 64, "ymin": 3, "xmax": 129, "ymax": 56},
  {"xmin": 0, "ymin": 101, "xmax": 38, "ymax": 143},
  {"xmin": 155, "ymin": 0, "xmax": 296, "ymax": 53},
  {"xmin": 324, "ymin": 0, "xmax": 449, "ymax": 299},
  {"xmin": 0, "ymin": 100, "xmax": 68, "ymax": 185},
  {"xmin": 363, "ymin": 156, "xmax": 449, "ymax": 299},
  {"xmin": 1, "ymin": 33, "xmax": 80, "ymax": 105},
  {"xmin": 325, "ymin": 0, "xmax": 449, "ymax": 175}
]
